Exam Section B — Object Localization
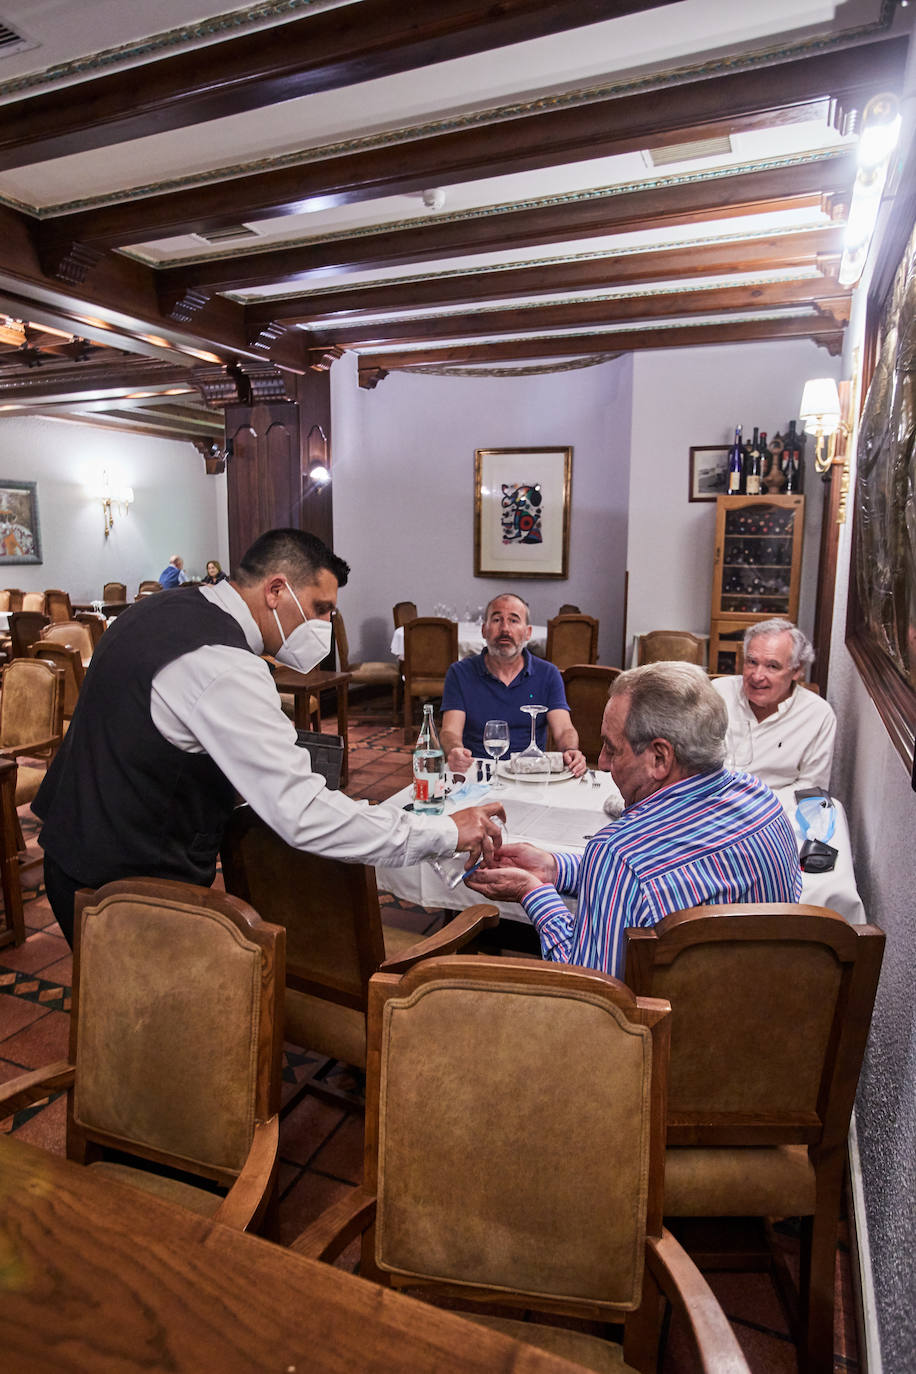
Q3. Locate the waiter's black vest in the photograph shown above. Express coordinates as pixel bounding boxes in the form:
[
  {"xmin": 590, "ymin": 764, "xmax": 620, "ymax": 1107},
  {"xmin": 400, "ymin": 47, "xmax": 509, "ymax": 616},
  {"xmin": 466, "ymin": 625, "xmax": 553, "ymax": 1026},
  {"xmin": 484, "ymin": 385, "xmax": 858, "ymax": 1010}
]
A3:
[{"xmin": 34, "ymin": 588, "xmax": 250, "ymax": 889}]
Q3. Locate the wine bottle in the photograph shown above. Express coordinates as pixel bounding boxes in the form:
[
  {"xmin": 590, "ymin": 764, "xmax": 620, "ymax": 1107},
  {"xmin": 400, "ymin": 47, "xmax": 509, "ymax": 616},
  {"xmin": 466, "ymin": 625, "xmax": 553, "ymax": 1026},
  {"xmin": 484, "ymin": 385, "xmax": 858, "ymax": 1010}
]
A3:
[
  {"xmin": 727, "ymin": 425, "xmax": 744, "ymax": 494},
  {"xmin": 782, "ymin": 420, "xmax": 804, "ymax": 494},
  {"xmin": 413, "ymin": 703, "xmax": 446, "ymax": 814},
  {"xmin": 744, "ymin": 427, "xmax": 763, "ymax": 496}
]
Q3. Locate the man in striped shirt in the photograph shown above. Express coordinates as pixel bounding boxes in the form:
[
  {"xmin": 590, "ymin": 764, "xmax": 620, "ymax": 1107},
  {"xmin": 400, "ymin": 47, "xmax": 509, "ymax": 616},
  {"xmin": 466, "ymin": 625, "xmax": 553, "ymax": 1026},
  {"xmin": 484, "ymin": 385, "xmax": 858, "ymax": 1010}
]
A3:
[{"xmin": 468, "ymin": 661, "xmax": 802, "ymax": 977}]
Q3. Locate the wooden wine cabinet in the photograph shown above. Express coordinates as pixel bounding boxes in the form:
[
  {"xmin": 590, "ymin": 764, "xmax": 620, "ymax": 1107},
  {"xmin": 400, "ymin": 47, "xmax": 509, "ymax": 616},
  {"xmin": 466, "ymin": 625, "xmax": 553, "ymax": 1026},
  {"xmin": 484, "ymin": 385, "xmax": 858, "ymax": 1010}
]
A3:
[{"xmin": 709, "ymin": 494, "xmax": 805, "ymax": 675}]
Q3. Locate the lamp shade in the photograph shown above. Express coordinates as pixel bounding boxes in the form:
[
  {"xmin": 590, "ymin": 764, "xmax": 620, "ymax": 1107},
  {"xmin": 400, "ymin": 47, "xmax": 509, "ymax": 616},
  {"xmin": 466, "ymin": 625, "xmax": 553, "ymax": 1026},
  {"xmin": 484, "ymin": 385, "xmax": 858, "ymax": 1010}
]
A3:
[{"xmin": 799, "ymin": 378, "xmax": 842, "ymax": 436}]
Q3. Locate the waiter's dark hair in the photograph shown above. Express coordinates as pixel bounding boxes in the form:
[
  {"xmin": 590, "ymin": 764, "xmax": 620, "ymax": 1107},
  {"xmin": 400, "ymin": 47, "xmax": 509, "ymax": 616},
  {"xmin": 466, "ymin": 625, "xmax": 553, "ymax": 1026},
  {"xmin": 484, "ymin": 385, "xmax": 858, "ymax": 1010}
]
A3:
[{"xmin": 235, "ymin": 528, "xmax": 350, "ymax": 589}]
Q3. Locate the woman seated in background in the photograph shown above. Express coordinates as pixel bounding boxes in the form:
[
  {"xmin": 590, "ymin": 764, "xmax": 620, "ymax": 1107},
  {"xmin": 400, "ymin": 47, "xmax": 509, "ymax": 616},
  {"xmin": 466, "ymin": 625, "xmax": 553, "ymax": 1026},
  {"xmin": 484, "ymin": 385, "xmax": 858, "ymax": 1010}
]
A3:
[{"xmin": 203, "ymin": 559, "xmax": 228, "ymax": 585}]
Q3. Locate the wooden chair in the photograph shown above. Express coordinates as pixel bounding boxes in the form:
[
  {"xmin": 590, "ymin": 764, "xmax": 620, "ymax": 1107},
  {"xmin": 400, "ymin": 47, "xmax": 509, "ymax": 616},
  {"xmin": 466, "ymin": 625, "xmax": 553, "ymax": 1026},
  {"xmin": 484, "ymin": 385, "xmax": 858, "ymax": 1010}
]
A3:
[
  {"xmin": 561, "ymin": 663, "xmax": 622, "ymax": 765},
  {"xmin": 137, "ymin": 580, "xmax": 161, "ymax": 596},
  {"xmin": 293, "ymin": 956, "xmax": 751, "ymax": 1374},
  {"xmin": 545, "ymin": 612, "xmax": 599, "ymax": 670},
  {"xmin": 221, "ymin": 805, "xmax": 499, "ymax": 1109},
  {"xmin": 28, "ymin": 641, "xmax": 84, "ymax": 719},
  {"xmin": 333, "ymin": 609, "xmax": 399, "ymax": 723},
  {"xmin": 0, "ymin": 758, "xmax": 26, "ymax": 947},
  {"xmin": 41, "ymin": 619, "xmax": 94, "ymax": 667},
  {"xmin": 74, "ymin": 610, "xmax": 107, "ymax": 649},
  {"xmin": 1, "ymin": 588, "xmax": 23, "ymax": 612},
  {"xmin": 103, "ymin": 580, "xmax": 127, "ymax": 601},
  {"xmin": 624, "ymin": 904, "xmax": 886, "ymax": 1374},
  {"xmin": 8, "ymin": 609, "xmax": 49, "ymax": 658},
  {"xmin": 0, "ymin": 656, "xmax": 64, "ymax": 810},
  {"xmin": 636, "ymin": 630, "xmax": 706, "ymax": 666},
  {"xmin": 44, "ymin": 588, "xmax": 74, "ymax": 623},
  {"xmin": 402, "ymin": 616, "xmax": 457, "ymax": 738},
  {"xmin": 392, "ymin": 600, "xmax": 418, "ymax": 629},
  {"xmin": 0, "ymin": 877, "xmax": 285, "ymax": 1231},
  {"xmin": 558, "ymin": 602, "xmax": 581, "ymax": 614},
  {"xmin": 21, "ymin": 591, "xmax": 45, "ymax": 613}
]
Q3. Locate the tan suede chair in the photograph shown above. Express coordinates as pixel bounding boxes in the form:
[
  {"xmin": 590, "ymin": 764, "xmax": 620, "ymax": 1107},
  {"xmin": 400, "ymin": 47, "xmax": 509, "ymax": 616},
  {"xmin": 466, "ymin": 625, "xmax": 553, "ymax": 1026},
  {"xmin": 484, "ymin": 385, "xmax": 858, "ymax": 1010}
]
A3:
[
  {"xmin": 635, "ymin": 630, "xmax": 706, "ymax": 666},
  {"xmin": 402, "ymin": 616, "xmax": 457, "ymax": 737},
  {"xmin": 8, "ymin": 609, "xmax": 49, "ymax": 658},
  {"xmin": 44, "ymin": 588, "xmax": 74, "ymax": 623},
  {"xmin": 545, "ymin": 612, "xmax": 599, "ymax": 670},
  {"xmin": 28, "ymin": 641, "xmax": 84, "ymax": 720},
  {"xmin": 137, "ymin": 579, "xmax": 161, "ymax": 596},
  {"xmin": 293, "ymin": 956, "xmax": 751, "ymax": 1374},
  {"xmin": 0, "ymin": 758, "xmax": 26, "ymax": 947},
  {"xmin": 221, "ymin": 805, "xmax": 499, "ymax": 1109},
  {"xmin": 558, "ymin": 601, "xmax": 581, "ymax": 613},
  {"xmin": 392, "ymin": 600, "xmax": 418, "ymax": 629},
  {"xmin": 103, "ymin": 581, "xmax": 127, "ymax": 601},
  {"xmin": 21, "ymin": 591, "xmax": 45, "ymax": 613},
  {"xmin": 41, "ymin": 618, "xmax": 94, "ymax": 667},
  {"xmin": 0, "ymin": 878, "xmax": 285, "ymax": 1231},
  {"xmin": 74, "ymin": 610, "xmax": 107, "ymax": 648},
  {"xmin": 561, "ymin": 663, "xmax": 622, "ymax": 765},
  {"xmin": 624, "ymin": 904, "xmax": 886, "ymax": 1374},
  {"xmin": 0, "ymin": 656, "xmax": 64, "ymax": 810},
  {"xmin": 5, "ymin": 589, "xmax": 23, "ymax": 612},
  {"xmin": 333, "ymin": 609, "xmax": 399, "ymax": 723}
]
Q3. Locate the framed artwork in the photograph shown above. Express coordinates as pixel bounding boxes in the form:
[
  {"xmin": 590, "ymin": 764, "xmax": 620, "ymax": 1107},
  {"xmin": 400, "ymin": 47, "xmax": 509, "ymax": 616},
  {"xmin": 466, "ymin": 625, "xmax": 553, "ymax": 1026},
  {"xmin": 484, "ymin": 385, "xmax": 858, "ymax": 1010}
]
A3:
[
  {"xmin": 474, "ymin": 447, "xmax": 572, "ymax": 578},
  {"xmin": 689, "ymin": 445, "xmax": 731, "ymax": 502},
  {"xmin": 0, "ymin": 480, "xmax": 42, "ymax": 564}
]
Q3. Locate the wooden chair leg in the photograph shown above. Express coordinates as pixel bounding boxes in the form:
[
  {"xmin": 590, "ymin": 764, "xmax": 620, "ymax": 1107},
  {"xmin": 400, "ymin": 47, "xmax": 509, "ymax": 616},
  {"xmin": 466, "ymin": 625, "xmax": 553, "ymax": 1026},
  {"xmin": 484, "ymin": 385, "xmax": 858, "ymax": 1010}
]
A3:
[{"xmin": 801, "ymin": 1162, "xmax": 844, "ymax": 1374}]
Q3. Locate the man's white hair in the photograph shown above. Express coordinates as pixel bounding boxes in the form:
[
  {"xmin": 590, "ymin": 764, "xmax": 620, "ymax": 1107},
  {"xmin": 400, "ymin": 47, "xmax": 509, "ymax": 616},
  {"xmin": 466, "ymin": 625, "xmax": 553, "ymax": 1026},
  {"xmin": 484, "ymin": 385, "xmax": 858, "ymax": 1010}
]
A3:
[{"xmin": 743, "ymin": 618, "xmax": 814, "ymax": 671}]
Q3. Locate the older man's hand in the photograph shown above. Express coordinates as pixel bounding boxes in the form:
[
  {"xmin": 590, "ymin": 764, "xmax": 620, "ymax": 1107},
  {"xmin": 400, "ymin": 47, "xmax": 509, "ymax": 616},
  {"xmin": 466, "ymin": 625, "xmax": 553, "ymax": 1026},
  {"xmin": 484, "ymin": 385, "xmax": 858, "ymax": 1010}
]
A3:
[
  {"xmin": 451, "ymin": 802, "xmax": 506, "ymax": 863},
  {"xmin": 465, "ymin": 864, "xmax": 545, "ymax": 903}
]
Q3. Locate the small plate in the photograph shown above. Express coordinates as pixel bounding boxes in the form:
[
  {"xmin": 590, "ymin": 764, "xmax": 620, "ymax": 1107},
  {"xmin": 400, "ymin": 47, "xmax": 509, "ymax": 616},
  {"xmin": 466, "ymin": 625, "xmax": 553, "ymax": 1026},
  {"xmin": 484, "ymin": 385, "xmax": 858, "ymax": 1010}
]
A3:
[{"xmin": 498, "ymin": 761, "xmax": 574, "ymax": 784}]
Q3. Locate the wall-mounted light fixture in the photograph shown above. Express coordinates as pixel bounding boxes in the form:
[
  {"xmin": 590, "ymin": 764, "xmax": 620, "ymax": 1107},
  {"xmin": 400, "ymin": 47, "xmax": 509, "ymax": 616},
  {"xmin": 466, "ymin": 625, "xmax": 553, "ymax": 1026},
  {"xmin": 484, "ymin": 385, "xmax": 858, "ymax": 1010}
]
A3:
[
  {"xmin": 90, "ymin": 469, "xmax": 134, "ymax": 538},
  {"xmin": 799, "ymin": 377, "xmax": 843, "ymax": 474},
  {"xmin": 305, "ymin": 424, "xmax": 331, "ymax": 486},
  {"xmin": 838, "ymin": 92, "xmax": 901, "ymax": 288}
]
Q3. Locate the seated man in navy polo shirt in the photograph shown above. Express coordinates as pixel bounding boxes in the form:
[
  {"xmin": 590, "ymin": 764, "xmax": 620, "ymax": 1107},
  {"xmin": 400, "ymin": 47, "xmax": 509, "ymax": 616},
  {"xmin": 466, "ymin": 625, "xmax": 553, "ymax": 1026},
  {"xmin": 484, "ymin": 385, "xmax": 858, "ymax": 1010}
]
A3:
[{"xmin": 441, "ymin": 592, "xmax": 586, "ymax": 777}]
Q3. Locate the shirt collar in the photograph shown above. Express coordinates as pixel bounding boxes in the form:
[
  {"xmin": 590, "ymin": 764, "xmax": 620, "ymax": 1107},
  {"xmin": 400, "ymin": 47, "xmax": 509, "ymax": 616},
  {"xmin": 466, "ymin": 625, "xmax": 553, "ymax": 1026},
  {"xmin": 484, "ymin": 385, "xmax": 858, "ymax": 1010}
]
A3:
[
  {"xmin": 481, "ymin": 646, "xmax": 531, "ymax": 681},
  {"xmin": 199, "ymin": 578, "xmax": 263, "ymax": 653}
]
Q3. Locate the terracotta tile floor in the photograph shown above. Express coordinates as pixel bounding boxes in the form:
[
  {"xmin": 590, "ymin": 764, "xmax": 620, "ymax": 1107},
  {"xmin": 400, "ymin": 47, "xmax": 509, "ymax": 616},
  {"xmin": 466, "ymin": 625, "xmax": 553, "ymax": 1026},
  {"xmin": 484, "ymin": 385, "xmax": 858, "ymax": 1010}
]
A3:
[{"xmin": 0, "ymin": 692, "xmax": 860, "ymax": 1372}]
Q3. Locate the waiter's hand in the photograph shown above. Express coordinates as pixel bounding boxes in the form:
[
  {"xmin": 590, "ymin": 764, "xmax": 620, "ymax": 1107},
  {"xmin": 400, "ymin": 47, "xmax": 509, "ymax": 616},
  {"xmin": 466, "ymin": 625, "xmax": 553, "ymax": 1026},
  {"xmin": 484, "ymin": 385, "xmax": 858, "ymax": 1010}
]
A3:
[
  {"xmin": 447, "ymin": 744, "xmax": 473, "ymax": 775},
  {"xmin": 563, "ymin": 748, "xmax": 587, "ymax": 778},
  {"xmin": 452, "ymin": 802, "xmax": 506, "ymax": 863}
]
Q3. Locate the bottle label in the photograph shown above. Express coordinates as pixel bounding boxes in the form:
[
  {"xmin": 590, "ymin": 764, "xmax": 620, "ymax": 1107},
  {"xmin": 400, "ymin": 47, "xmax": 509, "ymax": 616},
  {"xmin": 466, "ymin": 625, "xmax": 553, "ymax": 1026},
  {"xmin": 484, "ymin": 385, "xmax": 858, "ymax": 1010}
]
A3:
[
  {"xmin": 727, "ymin": 471, "xmax": 741, "ymax": 494},
  {"xmin": 745, "ymin": 476, "xmax": 761, "ymax": 495}
]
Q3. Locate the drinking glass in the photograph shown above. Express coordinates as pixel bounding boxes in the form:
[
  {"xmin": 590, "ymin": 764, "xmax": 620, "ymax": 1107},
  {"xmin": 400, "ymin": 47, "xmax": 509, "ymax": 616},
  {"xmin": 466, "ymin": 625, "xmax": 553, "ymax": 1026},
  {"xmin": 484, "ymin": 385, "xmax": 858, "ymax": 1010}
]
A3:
[
  {"xmin": 482, "ymin": 719, "xmax": 510, "ymax": 789},
  {"xmin": 516, "ymin": 704, "xmax": 551, "ymax": 799}
]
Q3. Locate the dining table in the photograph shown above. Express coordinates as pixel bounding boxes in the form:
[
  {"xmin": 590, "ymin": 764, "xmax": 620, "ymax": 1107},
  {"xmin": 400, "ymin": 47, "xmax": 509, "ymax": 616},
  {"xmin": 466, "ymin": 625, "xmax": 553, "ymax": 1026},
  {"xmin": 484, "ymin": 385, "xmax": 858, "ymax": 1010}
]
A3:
[
  {"xmin": 375, "ymin": 768, "xmax": 867, "ymax": 926},
  {"xmin": 390, "ymin": 619, "xmax": 548, "ymax": 660},
  {"xmin": 0, "ymin": 1135, "xmax": 581, "ymax": 1374}
]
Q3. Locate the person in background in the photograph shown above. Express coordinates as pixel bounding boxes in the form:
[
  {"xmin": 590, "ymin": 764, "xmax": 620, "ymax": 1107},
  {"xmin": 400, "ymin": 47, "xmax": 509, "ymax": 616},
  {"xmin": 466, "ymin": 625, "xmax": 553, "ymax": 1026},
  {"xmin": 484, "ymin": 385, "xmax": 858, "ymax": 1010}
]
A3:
[
  {"xmin": 712, "ymin": 618, "xmax": 836, "ymax": 791},
  {"xmin": 467, "ymin": 662, "xmax": 801, "ymax": 977},
  {"xmin": 158, "ymin": 554, "xmax": 187, "ymax": 588},
  {"xmin": 34, "ymin": 528, "xmax": 504, "ymax": 947},
  {"xmin": 440, "ymin": 592, "xmax": 586, "ymax": 777},
  {"xmin": 203, "ymin": 559, "xmax": 228, "ymax": 585}
]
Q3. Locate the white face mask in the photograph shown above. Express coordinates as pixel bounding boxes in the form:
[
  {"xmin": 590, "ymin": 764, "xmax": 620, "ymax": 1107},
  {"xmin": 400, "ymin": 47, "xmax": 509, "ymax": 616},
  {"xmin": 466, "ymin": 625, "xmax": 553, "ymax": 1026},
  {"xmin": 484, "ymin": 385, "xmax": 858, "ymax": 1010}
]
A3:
[{"xmin": 272, "ymin": 581, "xmax": 333, "ymax": 674}]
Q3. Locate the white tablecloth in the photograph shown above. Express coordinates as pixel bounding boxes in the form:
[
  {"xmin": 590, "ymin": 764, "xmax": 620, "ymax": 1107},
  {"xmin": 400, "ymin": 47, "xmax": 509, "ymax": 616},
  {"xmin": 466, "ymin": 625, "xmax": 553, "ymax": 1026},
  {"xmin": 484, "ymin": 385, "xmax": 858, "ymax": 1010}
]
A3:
[
  {"xmin": 0, "ymin": 611, "xmax": 8, "ymax": 632},
  {"xmin": 389, "ymin": 621, "xmax": 547, "ymax": 660},
  {"xmin": 375, "ymin": 776, "xmax": 866, "ymax": 925}
]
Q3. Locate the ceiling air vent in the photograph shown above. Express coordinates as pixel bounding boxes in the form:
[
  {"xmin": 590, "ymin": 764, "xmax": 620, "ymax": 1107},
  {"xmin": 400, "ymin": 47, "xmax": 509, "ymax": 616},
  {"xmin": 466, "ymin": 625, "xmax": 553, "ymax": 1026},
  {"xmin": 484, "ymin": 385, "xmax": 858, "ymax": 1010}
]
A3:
[
  {"xmin": 0, "ymin": 18, "xmax": 38, "ymax": 59},
  {"xmin": 192, "ymin": 225, "xmax": 260, "ymax": 245},
  {"xmin": 644, "ymin": 135, "xmax": 733, "ymax": 168}
]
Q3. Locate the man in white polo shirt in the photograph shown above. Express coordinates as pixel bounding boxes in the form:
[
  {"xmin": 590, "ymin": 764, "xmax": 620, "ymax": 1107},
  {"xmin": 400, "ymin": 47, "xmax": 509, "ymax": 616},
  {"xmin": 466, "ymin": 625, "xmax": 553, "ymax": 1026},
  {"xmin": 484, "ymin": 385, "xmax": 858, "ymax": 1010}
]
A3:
[{"xmin": 712, "ymin": 618, "xmax": 836, "ymax": 791}]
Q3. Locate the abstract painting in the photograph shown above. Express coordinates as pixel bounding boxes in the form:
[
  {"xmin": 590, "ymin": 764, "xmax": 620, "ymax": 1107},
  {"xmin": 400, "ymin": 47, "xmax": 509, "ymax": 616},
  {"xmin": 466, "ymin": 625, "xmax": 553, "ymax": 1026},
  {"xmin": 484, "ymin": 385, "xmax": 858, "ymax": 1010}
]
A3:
[{"xmin": 475, "ymin": 448, "xmax": 571, "ymax": 577}]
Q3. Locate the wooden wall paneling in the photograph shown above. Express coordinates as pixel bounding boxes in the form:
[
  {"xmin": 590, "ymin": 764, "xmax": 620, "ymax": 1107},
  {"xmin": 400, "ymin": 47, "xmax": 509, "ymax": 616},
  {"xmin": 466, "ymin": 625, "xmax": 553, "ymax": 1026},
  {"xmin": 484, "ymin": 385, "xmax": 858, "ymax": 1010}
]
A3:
[{"xmin": 224, "ymin": 402, "xmax": 301, "ymax": 568}]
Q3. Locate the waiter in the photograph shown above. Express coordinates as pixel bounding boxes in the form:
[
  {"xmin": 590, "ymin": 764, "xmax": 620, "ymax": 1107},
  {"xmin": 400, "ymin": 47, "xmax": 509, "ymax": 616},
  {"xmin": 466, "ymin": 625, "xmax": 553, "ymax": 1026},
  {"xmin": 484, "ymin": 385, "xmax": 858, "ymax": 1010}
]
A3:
[{"xmin": 34, "ymin": 528, "xmax": 503, "ymax": 946}]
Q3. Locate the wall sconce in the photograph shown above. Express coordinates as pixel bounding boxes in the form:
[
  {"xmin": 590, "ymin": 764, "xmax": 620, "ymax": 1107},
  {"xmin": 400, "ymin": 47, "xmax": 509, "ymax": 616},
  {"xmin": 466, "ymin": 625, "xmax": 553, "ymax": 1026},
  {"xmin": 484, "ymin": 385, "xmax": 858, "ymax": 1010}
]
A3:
[
  {"xmin": 90, "ymin": 469, "xmax": 134, "ymax": 538},
  {"xmin": 799, "ymin": 377, "xmax": 843, "ymax": 474},
  {"xmin": 305, "ymin": 424, "xmax": 331, "ymax": 487},
  {"xmin": 838, "ymin": 92, "xmax": 901, "ymax": 288}
]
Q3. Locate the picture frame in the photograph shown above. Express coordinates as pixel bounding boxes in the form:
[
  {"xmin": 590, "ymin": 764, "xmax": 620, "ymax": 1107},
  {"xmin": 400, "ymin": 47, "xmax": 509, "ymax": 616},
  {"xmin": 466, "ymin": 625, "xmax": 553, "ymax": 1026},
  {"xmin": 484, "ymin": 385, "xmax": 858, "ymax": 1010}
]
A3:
[
  {"xmin": 688, "ymin": 445, "xmax": 731, "ymax": 502},
  {"xmin": 0, "ymin": 480, "xmax": 42, "ymax": 564},
  {"xmin": 474, "ymin": 447, "xmax": 572, "ymax": 578}
]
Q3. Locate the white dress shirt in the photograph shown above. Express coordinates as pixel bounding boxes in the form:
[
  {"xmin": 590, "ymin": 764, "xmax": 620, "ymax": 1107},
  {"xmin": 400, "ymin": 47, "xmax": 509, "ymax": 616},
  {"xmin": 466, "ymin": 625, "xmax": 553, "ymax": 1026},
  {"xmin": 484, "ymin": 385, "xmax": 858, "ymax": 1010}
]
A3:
[
  {"xmin": 713, "ymin": 675, "xmax": 836, "ymax": 792},
  {"xmin": 150, "ymin": 580, "xmax": 458, "ymax": 866}
]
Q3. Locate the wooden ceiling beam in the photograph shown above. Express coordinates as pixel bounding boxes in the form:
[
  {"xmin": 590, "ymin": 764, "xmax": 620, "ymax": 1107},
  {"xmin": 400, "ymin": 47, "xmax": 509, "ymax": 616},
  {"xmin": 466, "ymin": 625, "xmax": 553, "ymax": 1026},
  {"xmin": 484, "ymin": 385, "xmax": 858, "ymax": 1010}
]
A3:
[
  {"xmin": 38, "ymin": 37, "xmax": 903, "ymax": 277},
  {"xmin": 357, "ymin": 314, "xmax": 846, "ymax": 379},
  {"xmin": 162, "ymin": 154, "xmax": 852, "ymax": 320},
  {"xmin": 244, "ymin": 225, "xmax": 846, "ymax": 326},
  {"xmin": 0, "ymin": 2, "xmax": 665, "ymax": 170}
]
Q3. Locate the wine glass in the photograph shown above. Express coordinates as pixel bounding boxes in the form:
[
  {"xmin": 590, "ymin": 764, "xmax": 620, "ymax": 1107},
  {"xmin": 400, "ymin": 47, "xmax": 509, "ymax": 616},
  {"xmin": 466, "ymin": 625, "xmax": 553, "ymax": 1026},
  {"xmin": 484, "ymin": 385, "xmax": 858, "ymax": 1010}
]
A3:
[
  {"xmin": 482, "ymin": 719, "xmax": 510, "ymax": 789},
  {"xmin": 517, "ymin": 704, "xmax": 551, "ymax": 799}
]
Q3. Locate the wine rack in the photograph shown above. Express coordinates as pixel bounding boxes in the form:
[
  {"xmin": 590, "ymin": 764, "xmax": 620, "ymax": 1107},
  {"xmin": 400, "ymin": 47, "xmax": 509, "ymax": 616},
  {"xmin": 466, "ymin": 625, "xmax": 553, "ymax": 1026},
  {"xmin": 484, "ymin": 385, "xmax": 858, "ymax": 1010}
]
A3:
[{"xmin": 709, "ymin": 494, "xmax": 805, "ymax": 674}]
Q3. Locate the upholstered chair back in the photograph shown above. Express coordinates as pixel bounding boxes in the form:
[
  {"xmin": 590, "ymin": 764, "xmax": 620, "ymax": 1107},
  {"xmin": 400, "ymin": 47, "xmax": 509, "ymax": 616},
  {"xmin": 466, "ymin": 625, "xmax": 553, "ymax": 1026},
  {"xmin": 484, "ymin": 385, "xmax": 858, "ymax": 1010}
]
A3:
[
  {"xmin": 392, "ymin": 600, "xmax": 418, "ymax": 629},
  {"xmin": 137, "ymin": 580, "xmax": 161, "ymax": 596},
  {"xmin": 28, "ymin": 642, "xmax": 84, "ymax": 718},
  {"xmin": 545, "ymin": 613, "xmax": 599, "ymax": 670},
  {"xmin": 44, "ymin": 588, "xmax": 73, "ymax": 623},
  {"xmin": 71, "ymin": 880, "xmax": 284, "ymax": 1184},
  {"xmin": 5, "ymin": 589, "xmax": 23, "ymax": 612},
  {"xmin": 561, "ymin": 663, "xmax": 621, "ymax": 765},
  {"xmin": 0, "ymin": 657, "xmax": 62, "ymax": 751},
  {"xmin": 365, "ymin": 957, "xmax": 670, "ymax": 1315},
  {"xmin": 0, "ymin": 590, "xmax": 8, "ymax": 612},
  {"xmin": 8, "ymin": 610, "xmax": 49, "ymax": 658},
  {"xmin": 74, "ymin": 611, "xmax": 106, "ymax": 648},
  {"xmin": 22, "ymin": 592, "xmax": 45, "ymax": 614},
  {"xmin": 402, "ymin": 616, "xmax": 458, "ymax": 735},
  {"xmin": 635, "ymin": 630, "xmax": 706, "ymax": 666},
  {"xmin": 41, "ymin": 619, "xmax": 94, "ymax": 665},
  {"xmin": 103, "ymin": 581, "xmax": 127, "ymax": 601}
]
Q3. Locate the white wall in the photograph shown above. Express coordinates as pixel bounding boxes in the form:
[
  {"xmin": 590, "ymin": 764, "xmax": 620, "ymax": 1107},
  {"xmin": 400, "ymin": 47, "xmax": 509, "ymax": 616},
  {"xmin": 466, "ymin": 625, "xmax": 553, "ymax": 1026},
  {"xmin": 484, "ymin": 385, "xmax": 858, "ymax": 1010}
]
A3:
[
  {"xmin": 627, "ymin": 340, "xmax": 835, "ymax": 649},
  {"xmin": 332, "ymin": 351, "xmax": 633, "ymax": 665},
  {"xmin": 0, "ymin": 415, "xmax": 227, "ymax": 600}
]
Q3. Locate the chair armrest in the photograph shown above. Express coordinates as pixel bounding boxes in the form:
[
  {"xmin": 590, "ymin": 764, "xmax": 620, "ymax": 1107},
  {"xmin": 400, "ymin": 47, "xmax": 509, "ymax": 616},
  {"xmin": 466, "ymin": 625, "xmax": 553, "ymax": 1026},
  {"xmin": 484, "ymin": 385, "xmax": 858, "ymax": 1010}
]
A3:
[
  {"xmin": 379, "ymin": 903, "xmax": 500, "ymax": 972},
  {"xmin": 290, "ymin": 1184, "xmax": 377, "ymax": 1262},
  {"xmin": 0, "ymin": 1060, "xmax": 75, "ymax": 1119},
  {"xmin": 646, "ymin": 1230, "xmax": 751, "ymax": 1374},
  {"xmin": 211, "ymin": 1115, "xmax": 279, "ymax": 1232},
  {"xmin": 0, "ymin": 735, "xmax": 61, "ymax": 759}
]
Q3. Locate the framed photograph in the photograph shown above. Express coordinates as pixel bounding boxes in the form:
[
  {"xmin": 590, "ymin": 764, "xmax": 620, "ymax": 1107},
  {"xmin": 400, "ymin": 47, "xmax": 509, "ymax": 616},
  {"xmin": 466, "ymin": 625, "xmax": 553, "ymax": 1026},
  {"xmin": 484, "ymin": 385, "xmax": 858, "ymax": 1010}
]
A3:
[
  {"xmin": 689, "ymin": 445, "xmax": 731, "ymax": 502},
  {"xmin": 0, "ymin": 480, "xmax": 42, "ymax": 564},
  {"xmin": 474, "ymin": 447, "xmax": 572, "ymax": 578}
]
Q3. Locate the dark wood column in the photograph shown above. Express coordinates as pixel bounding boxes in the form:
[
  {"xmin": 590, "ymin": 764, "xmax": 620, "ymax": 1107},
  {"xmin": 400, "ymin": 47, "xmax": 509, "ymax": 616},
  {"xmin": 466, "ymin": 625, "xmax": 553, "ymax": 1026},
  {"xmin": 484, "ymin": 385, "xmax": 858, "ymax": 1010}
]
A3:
[{"xmin": 224, "ymin": 400, "xmax": 302, "ymax": 569}]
